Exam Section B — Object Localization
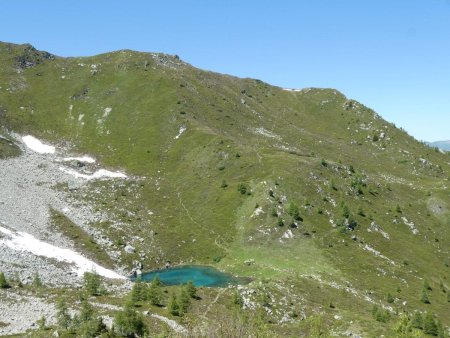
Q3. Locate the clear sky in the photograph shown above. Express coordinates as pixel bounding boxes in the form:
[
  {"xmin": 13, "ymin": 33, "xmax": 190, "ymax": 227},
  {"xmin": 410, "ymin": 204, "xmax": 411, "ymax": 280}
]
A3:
[{"xmin": 1, "ymin": 1, "xmax": 449, "ymax": 141}]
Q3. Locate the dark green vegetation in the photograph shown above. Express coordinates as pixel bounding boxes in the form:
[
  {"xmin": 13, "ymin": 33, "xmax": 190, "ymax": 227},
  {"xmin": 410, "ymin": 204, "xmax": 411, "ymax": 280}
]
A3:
[
  {"xmin": 0, "ymin": 41, "xmax": 449, "ymax": 336},
  {"xmin": 0, "ymin": 131, "xmax": 20, "ymax": 159}
]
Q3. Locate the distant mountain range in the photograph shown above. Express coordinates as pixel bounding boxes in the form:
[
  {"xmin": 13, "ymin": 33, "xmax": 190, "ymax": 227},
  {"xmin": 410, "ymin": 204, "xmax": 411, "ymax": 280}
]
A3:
[{"xmin": 428, "ymin": 140, "xmax": 450, "ymax": 151}]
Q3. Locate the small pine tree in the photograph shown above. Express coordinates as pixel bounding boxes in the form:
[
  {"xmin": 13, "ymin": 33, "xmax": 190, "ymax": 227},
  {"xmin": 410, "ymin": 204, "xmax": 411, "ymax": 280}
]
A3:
[
  {"xmin": 271, "ymin": 208, "xmax": 278, "ymax": 217},
  {"xmin": 277, "ymin": 217, "xmax": 284, "ymax": 227},
  {"xmin": 32, "ymin": 272, "xmax": 43, "ymax": 289},
  {"xmin": 386, "ymin": 293, "xmax": 394, "ymax": 303},
  {"xmin": 130, "ymin": 278, "xmax": 144, "ymax": 305},
  {"xmin": 178, "ymin": 289, "xmax": 190, "ymax": 315},
  {"xmin": 168, "ymin": 293, "xmax": 179, "ymax": 316},
  {"xmin": 147, "ymin": 280, "xmax": 162, "ymax": 306},
  {"xmin": 233, "ymin": 290, "xmax": 243, "ymax": 306},
  {"xmin": 341, "ymin": 204, "xmax": 350, "ymax": 219},
  {"xmin": 56, "ymin": 298, "xmax": 71, "ymax": 330},
  {"xmin": 114, "ymin": 302, "xmax": 147, "ymax": 337},
  {"xmin": 153, "ymin": 275, "xmax": 162, "ymax": 287},
  {"xmin": 421, "ymin": 288, "xmax": 430, "ymax": 304},
  {"xmin": 423, "ymin": 312, "xmax": 438, "ymax": 336},
  {"xmin": 83, "ymin": 271, "xmax": 102, "ymax": 296},
  {"xmin": 185, "ymin": 280, "xmax": 197, "ymax": 299},
  {"xmin": 220, "ymin": 180, "xmax": 228, "ymax": 188},
  {"xmin": 0, "ymin": 272, "xmax": 9, "ymax": 288},
  {"xmin": 79, "ymin": 299, "xmax": 94, "ymax": 323},
  {"xmin": 37, "ymin": 315, "xmax": 46, "ymax": 330},
  {"xmin": 287, "ymin": 202, "xmax": 301, "ymax": 221},
  {"xmin": 77, "ymin": 317, "xmax": 104, "ymax": 338},
  {"xmin": 396, "ymin": 204, "xmax": 402, "ymax": 213},
  {"xmin": 410, "ymin": 311, "xmax": 423, "ymax": 329},
  {"xmin": 436, "ymin": 319, "xmax": 445, "ymax": 338},
  {"xmin": 237, "ymin": 183, "xmax": 248, "ymax": 195}
]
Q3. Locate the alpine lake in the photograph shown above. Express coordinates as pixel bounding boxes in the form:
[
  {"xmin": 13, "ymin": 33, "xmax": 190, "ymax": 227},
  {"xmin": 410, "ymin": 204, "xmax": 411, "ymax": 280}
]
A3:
[{"xmin": 131, "ymin": 265, "xmax": 250, "ymax": 287}]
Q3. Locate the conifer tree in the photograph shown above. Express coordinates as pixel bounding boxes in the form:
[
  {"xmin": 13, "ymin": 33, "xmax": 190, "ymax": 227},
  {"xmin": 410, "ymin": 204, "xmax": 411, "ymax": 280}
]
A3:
[
  {"xmin": 423, "ymin": 312, "xmax": 438, "ymax": 336},
  {"xmin": 411, "ymin": 311, "xmax": 423, "ymax": 329},
  {"xmin": 421, "ymin": 288, "xmax": 430, "ymax": 304},
  {"xmin": 185, "ymin": 280, "xmax": 197, "ymax": 299},
  {"xmin": 0, "ymin": 272, "xmax": 9, "ymax": 288},
  {"xmin": 178, "ymin": 288, "xmax": 190, "ymax": 315},
  {"xmin": 56, "ymin": 298, "xmax": 71, "ymax": 330},
  {"xmin": 148, "ymin": 279, "xmax": 162, "ymax": 306},
  {"xmin": 168, "ymin": 293, "xmax": 179, "ymax": 316}
]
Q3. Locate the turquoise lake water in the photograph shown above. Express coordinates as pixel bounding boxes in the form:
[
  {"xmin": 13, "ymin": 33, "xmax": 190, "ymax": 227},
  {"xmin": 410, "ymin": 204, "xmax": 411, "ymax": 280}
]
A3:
[{"xmin": 134, "ymin": 265, "xmax": 249, "ymax": 287}]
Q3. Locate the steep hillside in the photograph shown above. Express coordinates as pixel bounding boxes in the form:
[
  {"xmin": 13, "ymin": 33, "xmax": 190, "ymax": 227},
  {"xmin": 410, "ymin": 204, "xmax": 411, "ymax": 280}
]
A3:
[{"xmin": 0, "ymin": 42, "xmax": 449, "ymax": 337}]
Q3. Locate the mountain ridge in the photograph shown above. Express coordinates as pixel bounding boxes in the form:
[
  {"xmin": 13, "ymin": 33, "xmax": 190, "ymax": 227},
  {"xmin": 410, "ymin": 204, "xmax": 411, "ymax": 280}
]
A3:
[{"xmin": 429, "ymin": 140, "xmax": 450, "ymax": 151}]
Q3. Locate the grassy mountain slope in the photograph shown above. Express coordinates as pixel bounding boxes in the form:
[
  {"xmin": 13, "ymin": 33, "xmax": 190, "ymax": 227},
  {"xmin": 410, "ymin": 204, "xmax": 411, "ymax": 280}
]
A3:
[{"xmin": 0, "ymin": 42, "xmax": 449, "ymax": 336}]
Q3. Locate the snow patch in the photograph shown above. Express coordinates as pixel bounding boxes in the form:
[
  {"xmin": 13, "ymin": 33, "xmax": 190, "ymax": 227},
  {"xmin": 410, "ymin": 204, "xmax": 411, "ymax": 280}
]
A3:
[
  {"xmin": 59, "ymin": 167, "xmax": 127, "ymax": 180},
  {"xmin": 174, "ymin": 126, "xmax": 186, "ymax": 139},
  {"xmin": 62, "ymin": 156, "xmax": 96, "ymax": 164},
  {"xmin": 282, "ymin": 88, "xmax": 302, "ymax": 92},
  {"xmin": 22, "ymin": 135, "xmax": 55, "ymax": 154},
  {"xmin": 0, "ymin": 226, "xmax": 124, "ymax": 279}
]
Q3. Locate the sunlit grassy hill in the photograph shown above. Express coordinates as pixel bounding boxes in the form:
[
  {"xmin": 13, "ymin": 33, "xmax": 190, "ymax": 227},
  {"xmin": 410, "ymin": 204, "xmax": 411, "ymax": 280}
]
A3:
[{"xmin": 0, "ymin": 41, "xmax": 449, "ymax": 336}]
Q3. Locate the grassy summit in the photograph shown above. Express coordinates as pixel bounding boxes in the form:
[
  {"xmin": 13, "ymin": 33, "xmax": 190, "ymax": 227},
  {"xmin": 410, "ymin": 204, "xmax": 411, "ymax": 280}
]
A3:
[{"xmin": 0, "ymin": 41, "xmax": 449, "ymax": 336}]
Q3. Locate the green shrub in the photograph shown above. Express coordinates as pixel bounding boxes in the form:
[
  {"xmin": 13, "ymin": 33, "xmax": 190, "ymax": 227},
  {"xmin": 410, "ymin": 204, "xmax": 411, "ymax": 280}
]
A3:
[
  {"xmin": 386, "ymin": 293, "xmax": 394, "ymax": 303},
  {"xmin": 277, "ymin": 217, "xmax": 284, "ymax": 227},
  {"xmin": 0, "ymin": 272, "xmax": 9, "ymax": 288},
  {"xmin": 271, "ymin": 208, "xmax": 278, "ymax": 217},
  {"xmin": 287, "ymin": 202, "xmax": 301, "ymax": 221},
  {"xmin": 237, "ymin": 183, "xmax": 249, "ymax": 195},
  {"xmin": 32, "ymin": 272, "xmax": 43, "ymax": 289},
  {"xmin": 233, "ymin": 290, "xmax": 243, "ymax": 306},
  {"xmin": 421, "ymin": 288, "xmax": 430, "ymax": 304}
]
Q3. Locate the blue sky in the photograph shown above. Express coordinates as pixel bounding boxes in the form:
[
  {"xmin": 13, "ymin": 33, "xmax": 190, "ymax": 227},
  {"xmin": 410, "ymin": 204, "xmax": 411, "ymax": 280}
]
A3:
[{"xmin": 1, "ymin": 1, "xmax": 449, "ymax": 141}]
